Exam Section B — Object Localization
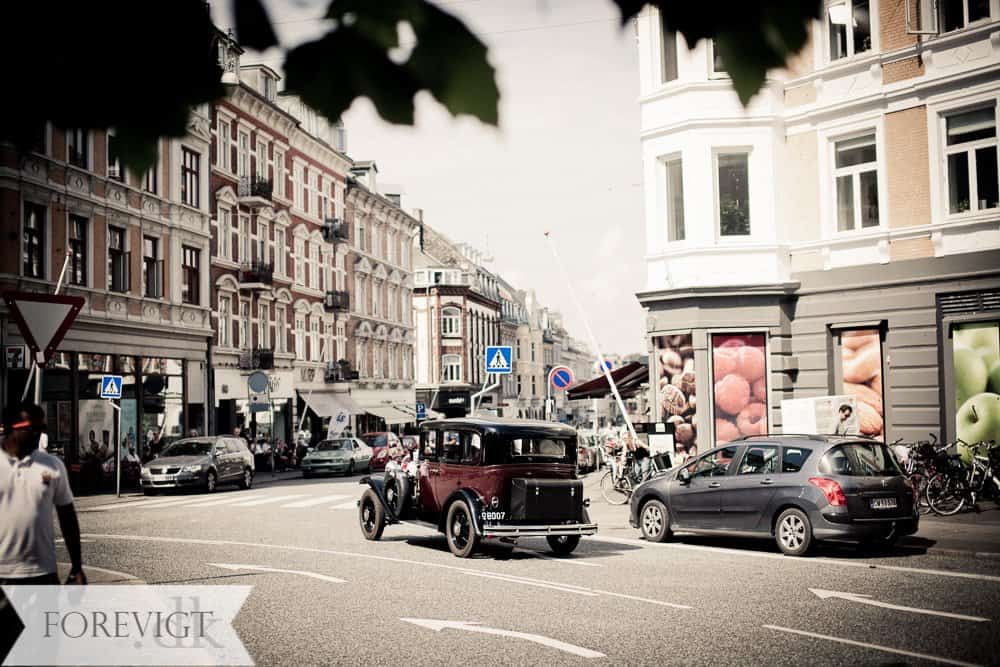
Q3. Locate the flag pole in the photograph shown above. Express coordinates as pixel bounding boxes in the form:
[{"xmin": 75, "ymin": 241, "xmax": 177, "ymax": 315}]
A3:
[{"xmin": 543, "ymin": 232, "xmax": 636, "ymax": 440}]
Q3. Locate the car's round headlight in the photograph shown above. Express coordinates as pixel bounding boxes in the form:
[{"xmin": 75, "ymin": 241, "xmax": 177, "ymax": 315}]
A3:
[{"xmin": 181, "ymin": 464, "xmax": 204, "ymax": 473}]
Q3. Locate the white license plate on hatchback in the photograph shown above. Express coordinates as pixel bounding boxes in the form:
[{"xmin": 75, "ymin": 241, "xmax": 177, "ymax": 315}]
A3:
[{"xmin": 870, "ymin": 497, "xmax": 898, "ymax": 510}]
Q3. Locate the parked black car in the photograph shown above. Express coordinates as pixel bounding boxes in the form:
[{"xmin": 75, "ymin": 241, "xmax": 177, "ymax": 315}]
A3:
[{"xmin": 629, "ymin": 435, "xmax": 918, "ymax": 556}]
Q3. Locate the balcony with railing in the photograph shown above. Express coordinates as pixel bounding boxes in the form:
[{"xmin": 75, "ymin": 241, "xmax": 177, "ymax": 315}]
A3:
[
  {"xmin": 323, "ymin": 290, "xmax": 350, "ymax": 312},
  {"xmin": 321, "ymin": 218, "xmax": 350, "ymax": 243},
  {"xmin": 238, "ymin": 176, "xmax": 273, "ymax": 207},
  {"xmin": 239, "ymin": 261, "xmax": 274, "ymax": 288},
  {"xmin": 239, "ymin": 347, "xmax": 275, "ymax": 370},
  {"xmin": 325, "ymin": 360, "xmax": 359, "ymax": 383}
]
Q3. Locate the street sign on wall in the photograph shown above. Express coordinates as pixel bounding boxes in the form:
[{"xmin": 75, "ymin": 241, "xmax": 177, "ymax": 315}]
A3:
[
  {"xmin": 2, "ymin": 292, "xmax": 85, "ymax": 363},
  {"xmin": 485, "ymin": 346, "xmax": 513, "ymax": 374},
  {"xmin": 416, "ymin": 402, "xmax": 427, "ymax": 420}
]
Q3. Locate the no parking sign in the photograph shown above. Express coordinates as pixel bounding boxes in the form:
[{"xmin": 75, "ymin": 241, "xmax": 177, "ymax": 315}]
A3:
[{"xmin": 549, "ymin": 366, "xmax": 574, "ymax": 391}]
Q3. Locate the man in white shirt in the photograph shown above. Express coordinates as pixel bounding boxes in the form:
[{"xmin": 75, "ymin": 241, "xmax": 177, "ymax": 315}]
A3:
[{"xmin": 0, "ymin": 404, "xmax": 87, "ymax": 661}]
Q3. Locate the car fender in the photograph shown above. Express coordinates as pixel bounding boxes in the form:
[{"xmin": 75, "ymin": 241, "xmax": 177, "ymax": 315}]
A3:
[
  {"xmin": 360, "ymin": 476, "xmax": 399, "ymax": 524},
  {"xmin": 438, "ymin": 488, "xmax": 485, "ymax": 537},
  {"xmin": 632, "ymin": 485, "xmax": 668, "ymax": 527}
]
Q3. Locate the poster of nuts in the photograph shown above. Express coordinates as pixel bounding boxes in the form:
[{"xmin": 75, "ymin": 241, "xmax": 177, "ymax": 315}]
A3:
[
  {"xmin": 839, "ymin": 329, "xmax": 884, "ymax": 440},
  {"xmin": 655, "ymin": 333, "xmax": 697, "ymax": 460},
  {"xmin": 712, "ymin": 334, "xmax": 768, "ymax": 445}
]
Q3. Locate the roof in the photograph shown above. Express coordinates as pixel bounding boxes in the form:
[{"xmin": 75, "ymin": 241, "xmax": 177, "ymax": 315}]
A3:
[
  {"xmin": 566, "ymin": 362, "xmax": 647, "ymax": 401},
  {"xmin": 419, "ymin": 416, "xmax": 577, "ymax": 438}
]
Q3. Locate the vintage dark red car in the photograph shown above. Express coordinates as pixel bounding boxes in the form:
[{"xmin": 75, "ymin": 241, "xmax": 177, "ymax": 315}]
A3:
[{"xmin": 358, "ymin": 417, "xmax": 597, "ymax": 558}]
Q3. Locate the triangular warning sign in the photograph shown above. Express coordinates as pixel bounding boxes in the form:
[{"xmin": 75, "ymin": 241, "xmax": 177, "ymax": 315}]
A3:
[
  {"xmin": 2, "ymin": 292, "xmax": 85, "ymax": 364},
  {"xmin": 488, "ymin": 349, "xmax": 510, "ymax": 371}
]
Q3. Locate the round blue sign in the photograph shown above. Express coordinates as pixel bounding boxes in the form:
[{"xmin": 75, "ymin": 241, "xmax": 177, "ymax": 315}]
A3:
[{"xmin": 550, "ymin": 366, "xmax": 574, "ymax": 390}]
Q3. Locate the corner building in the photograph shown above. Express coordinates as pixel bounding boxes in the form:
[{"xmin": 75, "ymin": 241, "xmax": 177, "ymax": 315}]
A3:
[{"xmin": 636, "ymin": 4, "xmax": 1000, "ymax": 456}]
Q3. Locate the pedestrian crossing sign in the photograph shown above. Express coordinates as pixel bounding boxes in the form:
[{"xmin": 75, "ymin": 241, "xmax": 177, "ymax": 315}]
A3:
[
  {"xmin": 100, "ymin": 375, "xmax": 123, "ymax": 399},
  {"xmin": 485, "ymin": 346, "xmax": 513, "ymax": 374}
]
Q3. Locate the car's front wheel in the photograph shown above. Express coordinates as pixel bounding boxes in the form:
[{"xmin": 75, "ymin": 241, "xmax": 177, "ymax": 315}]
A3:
[
  {"xmin": 639, "ymin": 499, "xmax": 672, "ymax": 542},
  {"xmin": 238, "ymin": 467, "xmax": 253, "ymax": 490},
  {"xmin": 346, "ymin": 461, "xmax": 355, "ymax": 477},
  {"xmin": 445, "ymin": 501, "xmax": 478, "ymax": 558},
  {"xmin": 546, "ymin": 535, "xmax": 580, "ymax": 556},
  {"xmin": 359, "ymin": 489, "xmax": 386, "ymax": 541},
  {"xmin": 775, "ymin": 508, "xmax": 813, "ymax": 556}
]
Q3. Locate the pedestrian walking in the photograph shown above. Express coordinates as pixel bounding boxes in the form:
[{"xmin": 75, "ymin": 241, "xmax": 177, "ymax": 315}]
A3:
[{"xmin": 0, "ymin": 403, "xmax": 87, "ymax": 662}]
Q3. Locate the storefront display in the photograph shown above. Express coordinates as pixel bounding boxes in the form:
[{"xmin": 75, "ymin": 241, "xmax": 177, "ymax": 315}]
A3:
[
  {"xmin": 953, "ymin": 322, "xmax": 1000, "ymax": 462},
  {"xmin": 839, "ymin": 329, "xmax": 884, "ymax": 440},
  {"xmin": 712, "ymin": 334, "xmax": 767, "ymax": 445},
  {"xmin": 654, "ymin": 334, "xmax": 697, "ymax": 460}
]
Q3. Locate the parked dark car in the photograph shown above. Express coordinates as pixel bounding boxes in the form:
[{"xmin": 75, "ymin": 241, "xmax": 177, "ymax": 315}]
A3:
[
  {"xmin": 362, "ymin": 431, "xmax": 402, "ymax": 471},
  {"xmin": 140, "ymin": 436, "xmax": 254, "ymax": 494},
  {"xmin": 628, "ymin": 435, "xmax": 918, "ymax": 556},
  {"xmin": 359, "ymin": 417, "xmax": 597, "ymax": 558}
]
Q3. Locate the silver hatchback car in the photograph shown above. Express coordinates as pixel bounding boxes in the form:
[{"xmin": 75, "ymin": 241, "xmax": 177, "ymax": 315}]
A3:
[{"xmin": 141, "ymin": 436, "xmax": 254, "ymax": 495}]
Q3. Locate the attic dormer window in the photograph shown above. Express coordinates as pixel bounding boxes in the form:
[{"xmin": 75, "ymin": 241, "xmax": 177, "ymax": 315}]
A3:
[{"xmin": 262, "ymin": 73, "xmax": 276, "ymax": 101}]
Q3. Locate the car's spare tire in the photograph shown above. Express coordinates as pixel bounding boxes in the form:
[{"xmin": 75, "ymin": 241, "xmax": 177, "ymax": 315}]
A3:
[{"xmin": 383, "ymin": 471, "xmax": 411, "ymax": 518}]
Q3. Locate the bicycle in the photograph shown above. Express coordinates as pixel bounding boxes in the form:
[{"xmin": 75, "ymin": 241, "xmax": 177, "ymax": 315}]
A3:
[
  {"xmin": 600, "ymin": 450, "xmax": 634, "ymax": 505},
  {"xmin": 925, "ymin": 440, "xmax": 998, "ymax": 515},
  {"xmin": 896, "ymin": 434, "xmax": 943, "ymax": 516}
]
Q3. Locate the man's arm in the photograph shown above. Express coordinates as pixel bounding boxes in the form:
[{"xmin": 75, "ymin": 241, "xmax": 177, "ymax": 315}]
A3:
[{"xmin": 56, "ymin": 504, "xmax": 86, "ymax": 585}]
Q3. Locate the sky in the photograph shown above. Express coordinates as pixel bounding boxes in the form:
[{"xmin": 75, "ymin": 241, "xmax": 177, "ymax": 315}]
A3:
[{"xmin": 212, "ymin": 0, "xmax": 647, "ymax": 358}]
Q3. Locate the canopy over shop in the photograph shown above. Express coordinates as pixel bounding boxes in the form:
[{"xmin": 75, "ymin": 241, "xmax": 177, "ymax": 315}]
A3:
[{"xmin": 566, "ymin": 362, "xmax": 648, "ymax": 401}]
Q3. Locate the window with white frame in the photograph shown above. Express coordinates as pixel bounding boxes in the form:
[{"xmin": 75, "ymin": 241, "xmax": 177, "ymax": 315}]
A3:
[
  {"xmin": 255, "ymin": 138, "xmax": 267, "ymax": 181},
  {"xmin": 442, "ymin": 306, "xmax": 461, "ymax": 337},
  {"xmin": 217, "ymin": 119, "xmax": 231, "ymax": 171},
  {"xmin": 318, "ymin": 175, "xmax": 329, "ymax": 218},
  {"xmin": 239, "ymin": 300, "xmax": 250, "ymax": 349},
  {"xmin": 274, "ymin": 227, "xmax": 286, "ymax": 275},
  {"xmin": 356, "ymin": 218, "xmax": 366, "ymax": 252},
  {"xmin": 238, "ymin": 131, "xmax": 250, "ymax": 178},
  {"xmin": 827, "ymin": 0, "xmax": 872, "ymax": 61},
  {"xmin": 709, "ymin": 39, "xmax": 727, "ymax": 75},
  {"xmin": 323, "ymin": 322, "xmax": 333, "ymax": 362},
  {"xmin": 294, "ymin": 237, "xmax": 305, "ymax": 284},
  {"xmin": 310, "ymin": 316, "xmax": 320, "ymax": 361},
  {"xmin": 388, "ymin": 286, "xmax": 397, "ymax": 322},
  {"xmin": 239, "ymin": 213, "xmax": 250, "ymax": 263},
  {"xmin": 442, "ymin": 354, "xmax": 462, "ymax": 383},
  {"xmin": 659, "ymin": 12, "xmax": 678, "ymax": 83},
  {"xmin": 356, "ymin": 275, "xmax": 366, "ymax": 314},
  {"xmin": 309, "ymin": 243, "xmax": 319, "ymax": 288},
  {"xmin": 945, "ymin": 105, "xmax": 998, "ymax": 214},
  {"xmin": 664, "ymin": 156, "xmax": 685, "ymax": 241},
  {"xmin": 219, "ymin": 207, "xmax": 233, "ymax": 260},
  {"xmin": 373, "ymin": 343, "xmax": 382, "ymax": 378},
  {"xmin": 356, "ymin": 340, "xmax": 367, "ymax": 377},
  {"xmin": 834, "ymin": 134, "xmax": 881, "ymax": 231},
  {"xmin": 322, "ymin": 251, "xmax": 332, "ymax": 292},
  {"xmin": 371, "ymin": 224, "xmax": 380, "ymax": 258},
  {"xmin": 275, "ymin": 305, "xmax": 287, "ymax": 352},
  {"xmin": 295, "ymin": 314, "xmax": 306, "ymax": 358},
  {"xmin": 942, "ymin": 0, "xmax": 991, "ymax": 32},
  {"xmin": 258, "ymin": 302, "xmax": 268, "ymax": 349},
  {"xmin": 306, "ymin": 171, "xmax": 316, "ymax": 216},
  {"xmin": 336, "ymin": 322, "xmax": 346, "ymax": 360},
  {"xmin": 293, "ymin": 163, "xmax": 304, "ymax": 210},
  {"xmin": 372, "ymin": 281, "xmax": 381, "ymax": 318},
  {"xmin": 717, "ymin": 152, "xmax": 750, "ymax": 236},
  {"xmin": 273, "ymin": 149, "xmax": 285, "ymax": 197},
  {"xmin": 218, "ymin": 295, "xmax": 232, "ymax": 347}
]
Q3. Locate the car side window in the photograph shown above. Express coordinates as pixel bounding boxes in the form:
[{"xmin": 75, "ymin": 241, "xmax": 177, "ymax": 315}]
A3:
[
  {"xmin": 782, "ymin": 447, "xmax": 811, "ymax": 472},
  {"xmin": 442, "ymin": 430, "xmax": 462, "ymax": 464},
  {"xmin": 422, "ymin": 431, "xmax": 438, "ymax": 461},
  {"xmin": 738, "ymin": 445, "xmax": 778, "ymax": 475},
  {"xmin": 686, "ymin": 446, "xmax": 738, "ymax": 478},
  {"xmin": 462, "ymin": 433, "xmax": 481, "ymax": 464}
]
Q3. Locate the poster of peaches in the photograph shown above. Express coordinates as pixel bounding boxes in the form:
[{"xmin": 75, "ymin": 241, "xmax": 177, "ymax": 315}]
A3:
[
  {"xmin": 839, "ymin": 329, "xmax": 884, "ymax": 440},
  {"xmin": 655, "ymin": 334, "xmax": 697, "ymax": 459},
  {"xmin": 712, "ymin": 334, "xmax": 768, "ymax": 444}
]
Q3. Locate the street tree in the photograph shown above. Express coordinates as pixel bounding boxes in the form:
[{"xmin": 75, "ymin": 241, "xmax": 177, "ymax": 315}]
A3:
[{"xmin": 1, "ymin": 0, "xmax": 820, "ymax": 173}]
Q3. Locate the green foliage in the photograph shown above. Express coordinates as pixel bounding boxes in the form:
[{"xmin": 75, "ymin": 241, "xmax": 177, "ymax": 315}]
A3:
[{"xmin": 612, "ymin": 0, "xmax": 821, "ymax": 104}]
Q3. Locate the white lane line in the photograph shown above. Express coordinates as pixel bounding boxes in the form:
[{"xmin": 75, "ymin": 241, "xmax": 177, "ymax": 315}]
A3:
[
  {"xmin": 589, "ymin": 535, "xmax": 1000, "ymax": 584},
  {"xmin": 228, "ymin": 494, "xmax": 305, "ymax": 507},
  {"xmin": 514, "ymin": 548, "xmax": 602, "ymax": 567},
  {"xmin": 119, "ymin": 496, "xmax": 235, "ymax": 510},
  {"xmin": 810, "ymin": 588, "xmax": 989, "ymax": 623},
  {"xmin": 281, "ymin": 494, "xmax": 348, "ymax": 508},
  {"xmin": 401, "ymin": 618, "xmax": 604, "ymax": 659},
  {"xmin": 331, "ymin": 500, "xmax": 358, "ymax": 510},
  {"xmin": 84, "ymin": 496, "xmax": 203, "ymax": 511},
  {"xmin": 208, "ymin": 563, "xmax": 346, "ymax": 584},
  {"xmin": 185, "ymin": 494, "xmax": 268, "ymax": 507},
  {"xmin": 84, "ymin": 534, "xmax": 687, "ymax": 609},
  {"xmin": 57, "ymin": 562, "xmax": 144, "ymax": 584},
  {"xmin": 764, "ymin": 624, "xmax": 982, "ymax": 667}
]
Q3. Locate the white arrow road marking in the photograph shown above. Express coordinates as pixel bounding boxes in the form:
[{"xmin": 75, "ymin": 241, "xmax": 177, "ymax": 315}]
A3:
[
  {"xmin": 229, "ymin": 494, "xmax": 305, "ymax": 507},
  {"xmin": 809, "ymin": 588, "xmax": 989, "ymax": 622},
  {"xmin": 765, "ymin": 625, "xmax": 982, "ymax": 667},
  {"xmin": 208, "ymin": 563, "xmax": 346, "ymax": 584},
  {"xmin": 401, "ymin": 618, "xmax": 604, "ymax": 659},
  {"xmin": 280, "ymin": 494, "xmax": 348, "ymax": 508}
]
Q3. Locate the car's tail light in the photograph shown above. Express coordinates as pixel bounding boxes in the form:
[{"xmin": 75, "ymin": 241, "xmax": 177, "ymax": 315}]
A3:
[
  {"xmin": 904, "ymin": 478, "xmax": 919, "ymax": 505},
  {"xmin": 808, "ymin": 477, "xmax": 846, "ymax": 507}
]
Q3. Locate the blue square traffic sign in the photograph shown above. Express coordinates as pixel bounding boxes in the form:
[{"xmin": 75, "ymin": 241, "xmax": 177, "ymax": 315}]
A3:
[
  {"xmin": 416, "ymin": 402, "xmax": 427, "ymax": 420},
  {"xmin": 485, "ymin": 346, "xmax": 513, "ymax": 374},
  {"xmin": 100, "ymin": 375, "xmax": 123, "ymax": 399}
]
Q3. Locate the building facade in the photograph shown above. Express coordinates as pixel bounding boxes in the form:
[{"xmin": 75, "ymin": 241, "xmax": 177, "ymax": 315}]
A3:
[
  {"xmin": 636, "ymin": 3, "xmax": 1000, "ymax": 457},
  {"xmin": 0, "ymin": 112, "xmax": 214, "ymax": 474}
]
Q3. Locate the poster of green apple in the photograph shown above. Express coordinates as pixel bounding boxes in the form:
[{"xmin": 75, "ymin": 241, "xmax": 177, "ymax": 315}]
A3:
[{"xmin": 953, "ymin": 322, "xmax": 1000, "ymax": 463}]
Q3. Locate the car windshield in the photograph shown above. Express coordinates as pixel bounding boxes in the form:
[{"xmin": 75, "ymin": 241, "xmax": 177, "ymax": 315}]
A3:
[
  {"xmin": 160, "ymin": 440, "xmax": 213, "ymax": 457},
  {"xmin": 364, "ymin": 434, "xmax": 388, "ymax": 447},
  {"xmin": 317, "ymin": 440, "xmax": 350, "ymax": 451},
  {"xmin": 819, "ymin": 442, "xmax": 901, "ymax": 477}
]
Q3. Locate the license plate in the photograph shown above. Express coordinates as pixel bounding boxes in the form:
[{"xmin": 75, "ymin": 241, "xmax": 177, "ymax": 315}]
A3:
[{"xmin": 870, "ymin": 497, "xmax": 898, "ymax": 510}]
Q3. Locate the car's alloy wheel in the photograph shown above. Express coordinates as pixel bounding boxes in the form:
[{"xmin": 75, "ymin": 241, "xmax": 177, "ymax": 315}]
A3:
[
  {"xmin": 359, "ymin": 489, "xmax": 385, "ymax": 541},
  {"xmin": 238, "ymin": 468, "xmax": 253, "ymax": 490},
  {"xmin": 776, "ymin": 508, "xmax": 812, "ymax": 556},
  {"xmin": 640, "ymin": 499, "xmax": 671, "ymax": 542}
]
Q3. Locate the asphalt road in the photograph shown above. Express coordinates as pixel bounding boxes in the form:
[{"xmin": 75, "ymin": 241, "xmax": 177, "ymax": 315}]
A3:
[{"xmin": 64, "ymin": 472, "xmax": 1000, "ymax": 666}]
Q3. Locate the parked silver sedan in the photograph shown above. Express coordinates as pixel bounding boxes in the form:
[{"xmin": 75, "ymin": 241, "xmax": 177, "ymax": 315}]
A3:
[{"xmin": 301, "ymin": 437, "xmax": 373, "ymax": 477}]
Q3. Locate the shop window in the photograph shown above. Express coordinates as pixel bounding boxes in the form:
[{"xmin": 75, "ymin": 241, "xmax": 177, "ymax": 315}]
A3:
[
  {"xmin": 654, "ymin": 334, "xmax": 698, "ymax": 460},
  {"xmin": 834, "ymin": 134, "xmax": 880, "ymax": 231},
  {"xmin": 837, "ymin": 329, "xmax": 884, "ymax": 440},
  {"xmin": 952, "ymin": 322, "xmax": 999, "ymax": 462},
  {"xmin": 944, "ymin": 105, "xmax": 998, "ymax": 215},
  {"xmin": 717, "ymin": 152, "xmax": 750, "ymax": 236},
  {"xmin": 827, "ymin": 0, "xmax": 871, "ymax": 61},
  {"xmin": 712, "ymin": 334, "xmax": 768, "ymax": 446}
]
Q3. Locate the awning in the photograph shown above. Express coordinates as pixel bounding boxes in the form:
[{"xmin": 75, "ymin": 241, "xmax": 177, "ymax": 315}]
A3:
[
  {"xmin": 566, "ymin": 362, "xmax": 648, "ymax": 401},
  {"xmin": 364, "ymin": 405, "xmax": 414, "ymax": 425},
  {"xmin": 302, "ymin": 392, "xmax": 362, "ymax": 417}
]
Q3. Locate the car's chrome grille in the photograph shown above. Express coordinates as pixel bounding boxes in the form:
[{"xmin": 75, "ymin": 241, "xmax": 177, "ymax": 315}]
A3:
[{"xmin": 151, "ymin": 467, "xmax": 180, "ymax": 475}]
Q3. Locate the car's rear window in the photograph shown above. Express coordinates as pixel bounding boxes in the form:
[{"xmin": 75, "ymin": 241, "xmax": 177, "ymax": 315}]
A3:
[
  {"xmin": 364, "ymin": 434, "xmax": 388, "ymax": 447},
  {"xmin": 782, "ymin": 447, "xmax": 812, "ymax": 473},
  {"xmin": 818, "ymin": 443, "xmax": 901, "ymax": 477}
]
